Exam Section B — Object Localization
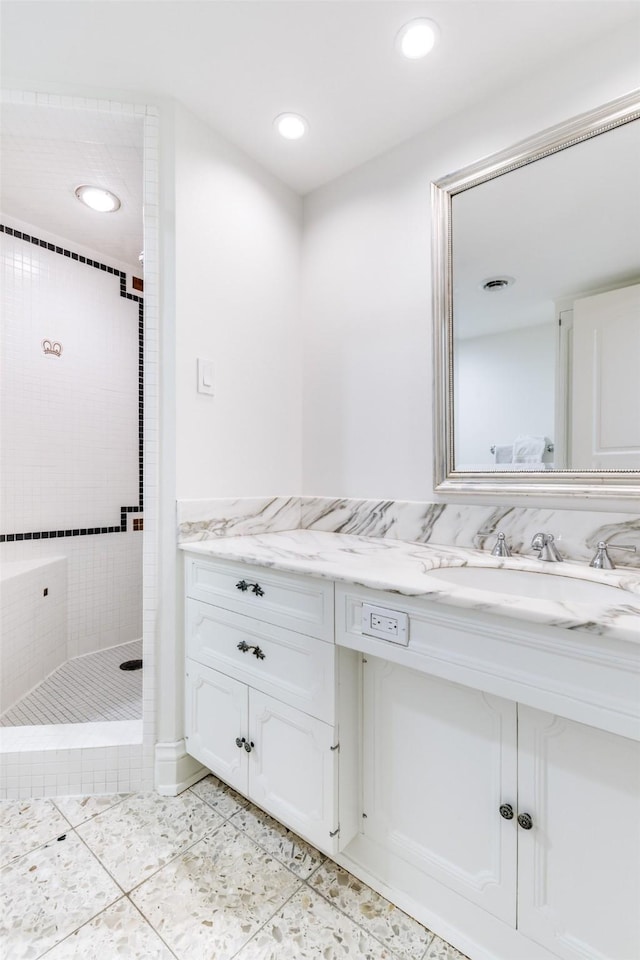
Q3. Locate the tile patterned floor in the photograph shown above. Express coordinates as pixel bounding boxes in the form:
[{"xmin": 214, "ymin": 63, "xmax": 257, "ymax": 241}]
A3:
[
  {"xmin": 0, "ymin": 776, "xmax": 470, "ymax": 960},
  {"xmin": 1, "ymin": 640, "xmax": 143, "ymax": 726}
]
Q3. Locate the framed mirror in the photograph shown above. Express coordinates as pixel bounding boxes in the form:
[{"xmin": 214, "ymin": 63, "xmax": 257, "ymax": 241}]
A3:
[{"xmin": 432, "ymin": 90, "xmax": 640, "ymax": 498}]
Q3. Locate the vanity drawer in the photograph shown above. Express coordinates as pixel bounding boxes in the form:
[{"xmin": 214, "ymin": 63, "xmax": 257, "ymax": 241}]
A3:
[
  {"xmin": 186, "ymin": 556, "xmax": 334, "ymax": 641},
  {"xmin": 186, "ymin": 598, "xmax": 335, "ymax": 721}
]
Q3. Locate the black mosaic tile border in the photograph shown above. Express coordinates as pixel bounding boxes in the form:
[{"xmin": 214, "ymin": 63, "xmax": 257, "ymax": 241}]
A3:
[{"xmin": 0, "ymin": 224, "xmax": 144, "ymax": 542}]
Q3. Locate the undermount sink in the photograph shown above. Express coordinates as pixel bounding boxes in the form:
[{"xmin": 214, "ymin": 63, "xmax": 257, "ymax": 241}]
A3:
[{"xmin": 427, "ymin": 566, "xmax": 629, "ymax": 604}]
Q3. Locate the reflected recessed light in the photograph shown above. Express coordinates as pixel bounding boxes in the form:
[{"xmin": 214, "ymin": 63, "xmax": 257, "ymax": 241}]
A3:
[
  {"xmin": 396, "ymin": 18, "xmax": 439, "ymax": 59},
  {"xmin": 274, "ymin": 113, "xmax": 308, "ymax": 140},
  {"xmin": 75, "ymin": 185, "xmax": 121, "ymax": 213},
  {"xmin": 481, "ymin": 276, "xmax": 515, "ymax": 292}
]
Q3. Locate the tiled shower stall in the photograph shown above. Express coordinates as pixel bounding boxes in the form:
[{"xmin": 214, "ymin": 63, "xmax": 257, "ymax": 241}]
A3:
[{"xmin": 0, "ymin": 93, "xmax": 159, "ymax": 797}]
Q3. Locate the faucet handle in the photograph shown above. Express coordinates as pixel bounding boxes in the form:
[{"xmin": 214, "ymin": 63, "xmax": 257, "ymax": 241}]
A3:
[
  {"xmin": 491, "ymin": 532, "xmax": 511, "ymax": 557},
  {"xmin": 531, "ymin": 532, "xmax": 563, "ymax": 562},
  {"xmin": 590, "ymin": 541, "xmax": 637, "ymax": 570}
]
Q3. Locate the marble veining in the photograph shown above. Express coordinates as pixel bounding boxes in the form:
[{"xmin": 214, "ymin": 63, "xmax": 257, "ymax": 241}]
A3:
[
  {"xmin": 181, "ymin": 529, "xmax": 640, "ymax": 644},
  {"xmin": 176, "ymin": 495, "xmax": 640, "ymax": 568},
  {"xmin": 177, "ymin": 496, "xmax": 301, "ymax": 543}
]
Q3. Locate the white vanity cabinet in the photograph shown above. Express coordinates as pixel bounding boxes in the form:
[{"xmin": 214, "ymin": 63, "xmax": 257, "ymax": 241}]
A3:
[
  {"xmin": 182, "ymin": 547, "xmax": 640, "ymax": 960},
  {"xmin": 184, "ymin": 555, "xmax": 359, "ymax": 855},
  {"xmin": 517, "ymin": 706, "xmax": 640, "ymax": 960},
  {"xmin": 338, "ymin": 582, "xmax": 640, "ymax": 960}
]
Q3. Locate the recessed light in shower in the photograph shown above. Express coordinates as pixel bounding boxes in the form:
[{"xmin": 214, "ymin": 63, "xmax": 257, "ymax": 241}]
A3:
[
  {"xmin": 396, "ymin": 19, "xmax": 439, "ymax": 59},
  {"xmin": 274, "ymin": 113, "xmax": 308, "ymax": 140},
  {"xmin": 75, "ymin": 184, "xmax": 121, "ymax": 213}
]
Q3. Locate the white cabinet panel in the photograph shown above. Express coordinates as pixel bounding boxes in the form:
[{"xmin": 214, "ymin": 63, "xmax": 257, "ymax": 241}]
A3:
[
  {"xmin": 249, "ymin": 689, "xmax": 341, "ymax": 853},
  {"xmin": 517, "ymin": 707, "xmax": 640, "ymax": 960},
  {"xmin": 185, "ymin": 658, "xmax": 248, "ymax": 795},
  {"xmin": 186, "ymin": 599, "xmax": 335, "ymax": 721},
  {"xmin": 186, "ymin": 556, "xmax": 334, "ymax": 641},
  {"xmin": 362, "ymin": 657, "xmax": 518, "ymax": 924}
]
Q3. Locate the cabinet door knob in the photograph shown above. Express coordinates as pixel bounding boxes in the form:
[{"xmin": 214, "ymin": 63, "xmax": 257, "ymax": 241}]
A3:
[
  {"xmin": 235, "ymin": 737, "xmax": 246, "ymax": 749},
  {"xmin": 243, "ymin": 740, "xmax": 255, "ymax": 753},
  {"xmin": 517, "ymin": 812, "xmax": 533, "ymax": 830},
  {"xmin": 499, "ymin": 803, "xmax": 514, "ymax": 820}
]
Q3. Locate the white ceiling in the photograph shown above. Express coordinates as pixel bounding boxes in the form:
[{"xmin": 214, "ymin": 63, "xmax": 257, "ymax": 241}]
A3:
[
  {"xmin": 0, "ymin": 103, "xmax": 144, "ymax": 266},
  {"xmin": 1, "ymin": 1, "xmax": 639, "ymax": 195},
  {"xmin": 453, "ymin": 116, "xmax": 640, "ymax": 338},
  {"xmin": 1, "ymin": 1, "xmax": 638, "ymax": 264}
]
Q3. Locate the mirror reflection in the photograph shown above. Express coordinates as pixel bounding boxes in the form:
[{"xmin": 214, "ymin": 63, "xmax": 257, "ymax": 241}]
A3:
[{"xmin": 451, "ymin": 112, "xmax": 640, "ymax": 473}]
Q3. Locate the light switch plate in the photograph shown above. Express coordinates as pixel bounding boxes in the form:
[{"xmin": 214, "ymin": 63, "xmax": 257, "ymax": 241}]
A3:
[{"xmin": 197, "ymin": 358, "xmax": 215, "ymax": 395}]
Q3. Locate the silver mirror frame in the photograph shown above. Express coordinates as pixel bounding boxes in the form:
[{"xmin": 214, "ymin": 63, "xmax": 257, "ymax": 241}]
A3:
[{"xmin": 432, "ymin": 89, "xmax": 640, "ymax": 499}]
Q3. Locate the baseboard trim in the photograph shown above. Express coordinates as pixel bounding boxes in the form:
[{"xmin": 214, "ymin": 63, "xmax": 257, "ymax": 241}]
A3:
[{"xmin": 154, "ymin": 738, "xmax": 207, "ymax": 795}]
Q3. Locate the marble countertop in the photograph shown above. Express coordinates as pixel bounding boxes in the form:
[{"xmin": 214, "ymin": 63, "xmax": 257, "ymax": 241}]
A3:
[{"xmin": 180, "ymin": 530, "xmax": 640, "ymax": 644}]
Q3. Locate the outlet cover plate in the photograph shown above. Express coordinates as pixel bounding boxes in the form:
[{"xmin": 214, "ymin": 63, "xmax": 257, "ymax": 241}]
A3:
[{"xmin": 361, "ymin": 603, "xmax": 409, "ymax": 645}]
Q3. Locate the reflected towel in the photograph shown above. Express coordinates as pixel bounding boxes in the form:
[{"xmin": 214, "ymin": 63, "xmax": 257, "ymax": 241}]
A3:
[
  {"xmin": 493, "ymin": 444, "xmax": 513, "ymax": 463},
  {"xmin": 513, "ymin": 435, "xmax": 546, "ymax": 463}
]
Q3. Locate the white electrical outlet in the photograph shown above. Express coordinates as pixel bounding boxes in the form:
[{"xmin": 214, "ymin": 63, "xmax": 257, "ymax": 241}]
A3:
[{"xmin": 361, "ymin": 603, "xmax": 409, "ymax": 645}]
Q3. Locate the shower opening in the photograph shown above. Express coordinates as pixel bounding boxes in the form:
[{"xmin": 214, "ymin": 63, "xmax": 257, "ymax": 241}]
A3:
[{"xmin": 0, "ymin": 96, "xmax": 147, "ymax": 777}]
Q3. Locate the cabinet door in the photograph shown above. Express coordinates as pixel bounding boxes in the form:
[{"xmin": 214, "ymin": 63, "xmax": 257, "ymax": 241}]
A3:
[
  {"xmin": 248, "ymin": 689, "xmax": 339, "ymax": 854},
  {"xmin": 517, "ymin": 706, "xmax": 640, "ymax": 960},
  {"xmin": 185, "ymin": 658, "xmax": 248, "ymax": 794},
  {"xmin": 362, "ymin": 658, "xmax": 518, "ymax": 924}
]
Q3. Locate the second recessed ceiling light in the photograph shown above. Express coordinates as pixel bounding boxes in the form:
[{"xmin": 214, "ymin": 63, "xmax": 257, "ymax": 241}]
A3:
[
  {"xmin": 397, "ymin": 18, "xmax": 439, "ymax": 59},
  {"xmin": 274, "ymin": 113, "xmax": 308, "ymax": 140}
]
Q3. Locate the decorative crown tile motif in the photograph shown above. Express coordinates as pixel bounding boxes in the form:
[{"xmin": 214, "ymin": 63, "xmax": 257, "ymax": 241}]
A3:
[{"xmin": 42, "ymin": 339, "xmax": 63, "ymax": 357}]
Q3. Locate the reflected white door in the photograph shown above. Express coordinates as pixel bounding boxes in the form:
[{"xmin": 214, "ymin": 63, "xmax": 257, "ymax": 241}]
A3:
[{"xmin": 571, "ymin": 284, "xmax": 640, "ymax": 469}]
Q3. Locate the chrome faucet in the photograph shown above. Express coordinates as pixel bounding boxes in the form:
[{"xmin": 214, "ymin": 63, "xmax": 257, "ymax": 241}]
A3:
[
  {"xmin": 491, "ymin": 532, "xmax": 511, "ymax": 557},
  {"xmin": 589, "ymin": 541, "xmax": 637, "ymax": 569},
  {"xmin": 531, "ymin": 532, "xmax": 563, "ymax": 562}
]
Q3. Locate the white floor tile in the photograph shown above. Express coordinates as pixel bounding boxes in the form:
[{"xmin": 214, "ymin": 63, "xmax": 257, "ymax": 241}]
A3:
[
  {"xmin": 76, "ymin": 791, "xmax": 224, "ymax": 891},
  {"xmin": 0, "ymin": 797, "xmax": 71, "ymax": 868},
  {"xmin": 131, "ymin": 820, "xmax": 301, "ymax": 960},
  {"xmin": 42, "ymin": 897, "xmax": 175, "ymax": 959},
  {"xmin": 0, "ymin": 831, "xmax": 121, "ymax": 960}
]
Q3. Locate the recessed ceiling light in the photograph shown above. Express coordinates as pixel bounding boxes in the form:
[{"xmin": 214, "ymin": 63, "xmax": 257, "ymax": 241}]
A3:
[
  {"xmin": 75, "ymin": 185, "xmax": 121, "ymax": 213},
  {"xmin": 274, "ymin": 113, "xmax": 308, "ymax": 141},
  {"xmin": 396, "ymin": 18, "xmax": 439, "ymax": 59}
]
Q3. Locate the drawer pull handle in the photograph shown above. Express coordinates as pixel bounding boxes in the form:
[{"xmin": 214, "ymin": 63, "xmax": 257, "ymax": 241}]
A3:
[
  {"xmin": 236, "ymin": 580, "xmax": 265, "ymax": 597},
  {"xmin": 235, "ymin": 737, "xmax": 246, "ymax": 749},
  {"xmin": 518, "ymin": 812, "xmax": 534, "ymax": 830},
  {"xmin": 237, "ymin": 641, "xmax": 266, "ymax": 660},
  {"xmin": 499, "ymin": 803, "xmax": 514, "ymax": 820}
]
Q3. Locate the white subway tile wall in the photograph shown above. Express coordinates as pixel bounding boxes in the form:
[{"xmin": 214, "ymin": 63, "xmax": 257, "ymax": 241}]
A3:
[{"xmin": 0, "ymin": 558, "xmax": 67, "ymax": 714}]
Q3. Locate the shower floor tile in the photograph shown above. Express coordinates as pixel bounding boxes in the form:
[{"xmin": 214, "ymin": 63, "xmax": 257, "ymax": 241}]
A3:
[{"xmin": 0, "ymin": 640, "xmax": 142, "ymax": 727}]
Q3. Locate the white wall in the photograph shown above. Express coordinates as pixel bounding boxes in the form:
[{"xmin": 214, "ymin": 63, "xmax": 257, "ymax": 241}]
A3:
[
  {"xmin": 301, "ymin": 23, "xmax": 640, "ymax": 505},
  {"xmin": 455, "ymin": 324, "xmax": 556, "ymax": 468},
  {"xmin": 174, "ymin": 105, "xmax": 303, "ymax": 500}
]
